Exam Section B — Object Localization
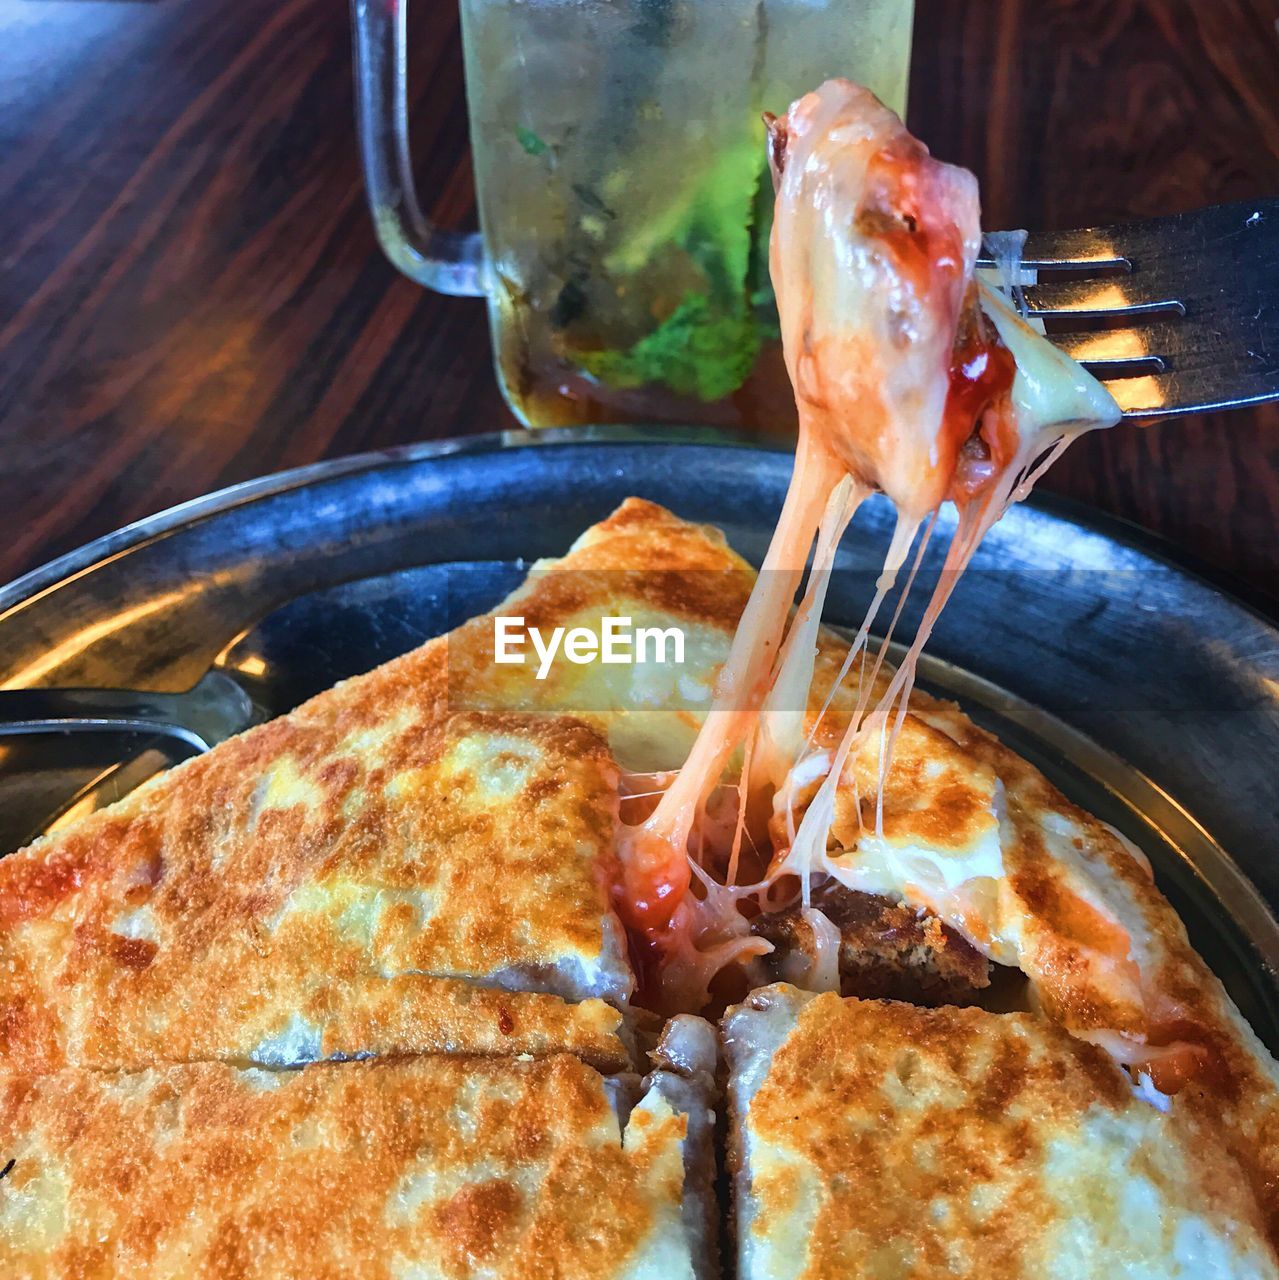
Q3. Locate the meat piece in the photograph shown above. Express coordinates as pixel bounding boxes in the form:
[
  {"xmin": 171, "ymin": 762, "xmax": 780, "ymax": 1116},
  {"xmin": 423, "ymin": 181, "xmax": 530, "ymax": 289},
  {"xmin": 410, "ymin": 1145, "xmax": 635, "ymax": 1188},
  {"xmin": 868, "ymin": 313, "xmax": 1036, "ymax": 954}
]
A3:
[{"xmin": 751, "ymin": 883, "xmax": 990, "ymax": 1005}]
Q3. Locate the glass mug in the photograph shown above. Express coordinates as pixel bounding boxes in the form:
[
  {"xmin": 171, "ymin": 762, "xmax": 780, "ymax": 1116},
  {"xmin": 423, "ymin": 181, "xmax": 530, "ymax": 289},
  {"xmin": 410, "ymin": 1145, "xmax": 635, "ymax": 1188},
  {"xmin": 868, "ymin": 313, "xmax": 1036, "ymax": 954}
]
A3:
[{"xmin": 352, "ymin": 0, "xmax": 914, "ymax": 434}]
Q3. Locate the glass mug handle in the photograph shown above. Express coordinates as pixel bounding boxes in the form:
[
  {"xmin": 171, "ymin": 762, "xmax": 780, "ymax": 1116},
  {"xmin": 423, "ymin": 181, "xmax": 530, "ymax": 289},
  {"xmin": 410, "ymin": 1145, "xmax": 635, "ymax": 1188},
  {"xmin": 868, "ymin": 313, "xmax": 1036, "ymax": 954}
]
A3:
[{"xmin": 351, "ymin": 0, "xmax": 486, "ymax": 297}]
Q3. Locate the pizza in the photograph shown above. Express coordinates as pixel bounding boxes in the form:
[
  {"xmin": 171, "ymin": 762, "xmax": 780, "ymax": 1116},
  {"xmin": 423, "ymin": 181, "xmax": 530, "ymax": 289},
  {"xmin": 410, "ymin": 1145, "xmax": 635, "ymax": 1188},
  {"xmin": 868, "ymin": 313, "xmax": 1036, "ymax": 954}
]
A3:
[{"xmin": 1, "ymin": 81, "xmax": 1275, "ymax": 1278}]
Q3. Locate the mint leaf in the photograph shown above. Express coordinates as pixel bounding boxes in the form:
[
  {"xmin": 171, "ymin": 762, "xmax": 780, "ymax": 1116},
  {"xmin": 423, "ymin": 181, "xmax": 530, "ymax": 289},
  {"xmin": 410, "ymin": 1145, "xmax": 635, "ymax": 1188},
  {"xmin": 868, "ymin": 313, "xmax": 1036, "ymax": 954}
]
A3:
[
  {"xmin": 580, "ymin": 292, "xmax": 760, "ymax": 402},
  {"xmin": 603, "ymin": 137, "xmax": 761, "ymax": 284},
  {"xmin": 515, "ymin": 126, "xmax": 550, "ymax": 158},
  {"xmin": 582, "ymin": 124, "xmax": 780, "ymax": 400}
]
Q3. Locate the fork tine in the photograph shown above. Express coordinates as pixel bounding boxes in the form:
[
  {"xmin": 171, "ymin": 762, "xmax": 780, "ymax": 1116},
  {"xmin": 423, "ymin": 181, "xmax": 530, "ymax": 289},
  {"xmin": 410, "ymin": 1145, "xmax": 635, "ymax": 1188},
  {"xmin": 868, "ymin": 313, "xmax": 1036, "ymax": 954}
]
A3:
[
  {"xmin": 983, "ymin": 200, "xmax": 1279, "ymax": 417},
  {"xmin": 1023, "ymin": 278, "xmax": 1185, "ymax": 318},
  {"xmin": 1105, "ymin": 373, "xmax": 1178, "ymax": 417},
  {"xmin": 1054, "ymin": 325, "xmax": 1174, "ymax": 371},
  {"xmin": 1108, "ymin": 368, "xmax": 1279, "ymax": 418},
  {"xmin": 1017, "ymin": 227, "xmax": 1131, "ymax": 271},
  {"xmin": 980, "ymin": 225, "xmax": 1131, "ymax": 270}
]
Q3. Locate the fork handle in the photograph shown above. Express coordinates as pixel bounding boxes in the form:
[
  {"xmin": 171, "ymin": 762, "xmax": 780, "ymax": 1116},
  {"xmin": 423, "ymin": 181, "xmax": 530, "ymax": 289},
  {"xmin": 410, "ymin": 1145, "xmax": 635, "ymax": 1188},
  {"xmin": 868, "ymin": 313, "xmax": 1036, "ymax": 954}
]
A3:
[
  {"xmin": 0, "ymin": 689, "xmax": 210, "ymax": 752},
  {"xmin": 0, "ymin": 673, "xmax": 252, "ymax": 753}
]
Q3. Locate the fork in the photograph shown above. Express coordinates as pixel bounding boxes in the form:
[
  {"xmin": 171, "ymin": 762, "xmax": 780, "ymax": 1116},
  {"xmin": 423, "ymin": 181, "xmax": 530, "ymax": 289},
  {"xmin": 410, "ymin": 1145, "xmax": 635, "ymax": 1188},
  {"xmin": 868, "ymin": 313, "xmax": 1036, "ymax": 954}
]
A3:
[
  {"xmin": 975, "ymin": 199, "xmax": 1279, "ymax": 419},
  {"xmin": 0, "ymin": 672, "xmax": 255, "ymax": 754}
]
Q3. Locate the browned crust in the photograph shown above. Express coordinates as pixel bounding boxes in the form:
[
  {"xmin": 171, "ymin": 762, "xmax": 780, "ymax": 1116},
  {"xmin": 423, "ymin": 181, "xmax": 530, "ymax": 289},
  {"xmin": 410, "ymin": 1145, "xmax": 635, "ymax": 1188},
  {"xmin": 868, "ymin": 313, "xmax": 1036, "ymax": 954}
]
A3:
[
  {"xmin": 0, "ymin": 1054, "xmax": 689, "ymax": 1278},
  {"xmin": 725, "ymin": 991, "xmax": 1278, "ymax": 1278},
  {"xmin": 798, "ymin": 627, "xmax": 1279, "ymax": 1246},
  {"xmin": 0, "ymin": 497, "xmax": 759, "ymax": 1077},
  {"xmin": 5, "ymin": 495, "xmax": 1279, "ymax": 1265},
  {"xmin": 906, "ymin": 690, "xmax": 1279, "ymax": 1244},
  {"xmin": 0, "ymin": 697, "xmax": 630, "ymax": 1075},
  {"xmin": 313, "ymin": 976, "xmax": 631, "ymax": 1073}
]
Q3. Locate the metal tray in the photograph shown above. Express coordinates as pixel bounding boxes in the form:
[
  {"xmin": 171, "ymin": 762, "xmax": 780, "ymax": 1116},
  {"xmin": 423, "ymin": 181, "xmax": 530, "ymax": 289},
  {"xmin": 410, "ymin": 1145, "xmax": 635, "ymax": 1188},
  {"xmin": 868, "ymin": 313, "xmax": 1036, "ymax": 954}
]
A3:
[{"xmin": 2, "ymin": 426, "xmax": 1278, "ymax": 1046}]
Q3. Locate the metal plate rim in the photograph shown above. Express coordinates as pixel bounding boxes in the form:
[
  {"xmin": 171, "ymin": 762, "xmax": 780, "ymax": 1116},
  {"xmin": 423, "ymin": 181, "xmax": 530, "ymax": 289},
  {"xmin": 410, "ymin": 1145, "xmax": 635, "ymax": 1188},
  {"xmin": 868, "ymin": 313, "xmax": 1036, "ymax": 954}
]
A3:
[
  {"xmin": 0, "ymin": 427, "xmax": 765, "ymax": 613},
  {"xmin": 5, "ymin": 424, "xmax": 1274, "ymax": 629}
]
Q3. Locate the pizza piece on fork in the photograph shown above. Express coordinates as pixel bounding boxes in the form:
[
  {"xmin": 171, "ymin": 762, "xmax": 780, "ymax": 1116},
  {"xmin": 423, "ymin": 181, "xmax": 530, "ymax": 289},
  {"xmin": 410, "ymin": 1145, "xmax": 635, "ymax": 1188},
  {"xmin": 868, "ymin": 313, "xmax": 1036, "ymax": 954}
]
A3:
[{"xmin": 617, "ymin": 79, "xmax": 1122, "ymax": 984}]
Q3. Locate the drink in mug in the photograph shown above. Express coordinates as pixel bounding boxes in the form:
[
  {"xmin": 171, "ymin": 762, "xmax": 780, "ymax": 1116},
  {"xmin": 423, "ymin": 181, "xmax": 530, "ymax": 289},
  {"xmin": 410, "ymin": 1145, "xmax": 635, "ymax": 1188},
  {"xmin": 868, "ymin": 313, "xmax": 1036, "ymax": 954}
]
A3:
[{"xmin": 354, "ymin": 0, "xmax": 914, "ymax": 433}]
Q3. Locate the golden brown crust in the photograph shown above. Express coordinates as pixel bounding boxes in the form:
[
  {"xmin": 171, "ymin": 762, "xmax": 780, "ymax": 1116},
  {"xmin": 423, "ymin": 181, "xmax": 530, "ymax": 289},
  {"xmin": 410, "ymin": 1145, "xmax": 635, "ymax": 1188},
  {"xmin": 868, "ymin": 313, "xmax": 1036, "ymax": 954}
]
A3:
[
  {"xmin": 801, "ymin": 635, "xmax": 1279, "ymax": 1243},
  {"xmin": 0, "ymin": 1054, "xmax": 691, "ymax": 1279},
  {"xmin": 0, "ymin": 681, "xmax": 631, "ymax": 1074},
  {"xmin": 445, "ymin": 496, "xmax": 753, "ymax": 699},
  {"xmin": 443, "ymin": 497, "xmax": 755, "ymax": 775},
  {"xmin": 56, "ymin": 972, "xmax": 629, "ymax": 1075},
  {"xmin": 556, "ymin": 497, "xmax": 756, "ymax": 630},
  {"xmin": 0, "ymin": 497, "xmax": 757, "ymax": 1080},
  {"xmin": 0, "ymin": 496, "xmax": 756, "ymax": 1078},
  {"xmin": 309, "ymin": 976, "xmax": 630, "ymax": 1071},
  {"xmin": 815, "ymin": 653, "xmax": 1004, "ymax": 864},
  {"xmin": 884, "ymin": 693, "xmax": 1279, "ymax": 1237},
  {"xmin": 725, "ymin": 990, "xmax": 1279, "ymax": 1279},
  {"xmin": 6, "ymin": 495, "xmax": 1279, "ymax": 1269}
]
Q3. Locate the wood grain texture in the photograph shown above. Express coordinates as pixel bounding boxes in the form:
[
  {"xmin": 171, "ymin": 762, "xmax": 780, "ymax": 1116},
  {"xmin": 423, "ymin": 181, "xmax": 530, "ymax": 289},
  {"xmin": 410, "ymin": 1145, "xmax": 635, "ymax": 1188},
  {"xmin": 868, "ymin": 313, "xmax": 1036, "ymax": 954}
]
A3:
[{"xmin": 0, "ymin": 0, "xmax": 1275, "ymax": 596}]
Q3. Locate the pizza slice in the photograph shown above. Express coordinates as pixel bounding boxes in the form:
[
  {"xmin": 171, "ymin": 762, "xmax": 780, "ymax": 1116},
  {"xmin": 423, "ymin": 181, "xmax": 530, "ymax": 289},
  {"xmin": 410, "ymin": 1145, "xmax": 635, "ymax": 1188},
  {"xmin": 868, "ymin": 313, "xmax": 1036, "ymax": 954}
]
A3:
[
  {"xmin": 0, "ymin": 702, "xmax": 633, "ymax": 1074},
  {"xmin": 0, "ymin": 498, "xmax": 764, "ymax": 1077},
  {"xmin": 723, "ymin": 985, "xmax": 1279, "ymax": 1279},
  {"xmin": 0, "ymin": 1018, "xmax": 719, "ymax": 1279},
  {"xmin": 614, "ymin": 79, "xmax": 1123, "ymax": 976}
]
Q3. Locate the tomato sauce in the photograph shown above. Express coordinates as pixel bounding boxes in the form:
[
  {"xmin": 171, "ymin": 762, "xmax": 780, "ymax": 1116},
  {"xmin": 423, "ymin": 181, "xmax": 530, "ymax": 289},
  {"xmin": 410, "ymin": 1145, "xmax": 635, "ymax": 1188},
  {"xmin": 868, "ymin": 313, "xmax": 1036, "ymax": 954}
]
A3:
[{"xmin": 944, "ymin": 314, "xmax": 1018, "ymax": 502}]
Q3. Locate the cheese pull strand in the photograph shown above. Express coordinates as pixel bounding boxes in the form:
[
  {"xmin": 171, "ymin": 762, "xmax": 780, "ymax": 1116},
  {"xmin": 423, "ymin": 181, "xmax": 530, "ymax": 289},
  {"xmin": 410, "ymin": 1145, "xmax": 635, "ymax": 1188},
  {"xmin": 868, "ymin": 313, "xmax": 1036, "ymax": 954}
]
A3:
[{"xmin": 616, "ymin": 432, "xmax": 844, "ymax": 934}]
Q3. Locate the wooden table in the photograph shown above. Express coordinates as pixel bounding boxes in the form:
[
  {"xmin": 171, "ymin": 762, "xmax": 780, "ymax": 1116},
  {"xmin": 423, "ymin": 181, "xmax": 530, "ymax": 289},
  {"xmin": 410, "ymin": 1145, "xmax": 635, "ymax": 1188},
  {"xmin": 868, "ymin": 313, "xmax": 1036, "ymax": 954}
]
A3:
[{"xmin": 1, "ymin": 0, "xmax": 1276, "ymax": 597}]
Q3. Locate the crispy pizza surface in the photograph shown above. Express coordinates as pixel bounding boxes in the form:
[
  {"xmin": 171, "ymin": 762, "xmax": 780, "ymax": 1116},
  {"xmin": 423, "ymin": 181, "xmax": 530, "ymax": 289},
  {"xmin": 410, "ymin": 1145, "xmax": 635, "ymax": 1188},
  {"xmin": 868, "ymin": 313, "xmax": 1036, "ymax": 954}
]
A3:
[
  {"xmin": 0, "ymin": 498, "xmax": 760, "ymax": 1077},
  {"xmin": 446, "ymin": 496, "xmax": 755, "ymax": 774},
  {"xmin": 723, "ymin": 986, "xmax": 1279, "ymax": 1280},
  {"xmin": 0, "ymin": 1053, "xmax": 700, "ymax": 1280},
  {"xmin": 0, "ymin": 697, "xmax": 631, "ymax": 1074},
  {"xmin": 800, "ymin": 673, "xmax": 1279, "ymax": 1239},
  {"xmin": 538, "ymin": 503, "xmax": 1279, "ymax": 1245}
]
